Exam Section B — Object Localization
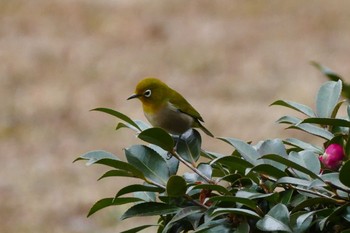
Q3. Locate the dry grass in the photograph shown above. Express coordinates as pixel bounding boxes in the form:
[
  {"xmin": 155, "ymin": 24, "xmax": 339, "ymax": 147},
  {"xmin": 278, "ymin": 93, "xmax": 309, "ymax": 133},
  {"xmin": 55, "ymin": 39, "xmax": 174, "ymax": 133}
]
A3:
[{"xmin": 1, "ymin": 1, "xmax": 350, "ymax": 232}]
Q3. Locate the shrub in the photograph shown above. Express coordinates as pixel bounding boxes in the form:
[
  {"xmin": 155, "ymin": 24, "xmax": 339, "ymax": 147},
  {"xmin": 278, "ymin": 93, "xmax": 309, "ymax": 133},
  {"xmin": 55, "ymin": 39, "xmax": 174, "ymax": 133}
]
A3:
[{"xmin": 75, "ymin": 63, "xmax": 350, "ymax": 233}]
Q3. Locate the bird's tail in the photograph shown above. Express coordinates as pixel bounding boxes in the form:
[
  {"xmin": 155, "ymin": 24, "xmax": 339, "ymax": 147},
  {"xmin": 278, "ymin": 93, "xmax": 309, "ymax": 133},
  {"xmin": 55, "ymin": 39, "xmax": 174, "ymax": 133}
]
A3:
[{"xmin": 198, "ymin": 122, "xmax": 214, "ymax": 137}]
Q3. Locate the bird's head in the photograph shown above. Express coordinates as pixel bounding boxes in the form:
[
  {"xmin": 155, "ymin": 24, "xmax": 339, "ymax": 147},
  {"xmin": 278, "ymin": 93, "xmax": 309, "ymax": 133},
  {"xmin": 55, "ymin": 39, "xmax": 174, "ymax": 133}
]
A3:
[{"xmin": 127, "ymin": 78, "xmax": 168, "ymax": 106}]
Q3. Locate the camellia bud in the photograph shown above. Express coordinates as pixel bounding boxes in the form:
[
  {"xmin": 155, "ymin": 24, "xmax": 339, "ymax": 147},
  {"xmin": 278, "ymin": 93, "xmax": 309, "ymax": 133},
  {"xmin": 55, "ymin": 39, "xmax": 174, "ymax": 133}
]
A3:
[{"xmin": 320, "ymin": 144, "xmax": 345, "ymax": 170}]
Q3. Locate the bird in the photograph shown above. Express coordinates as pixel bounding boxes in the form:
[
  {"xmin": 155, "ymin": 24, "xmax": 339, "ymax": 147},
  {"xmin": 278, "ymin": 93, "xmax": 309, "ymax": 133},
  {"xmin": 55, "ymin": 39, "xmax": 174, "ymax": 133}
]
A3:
[{"xmin": 127, "ymin": 78, "xmax": 214, "ymax": 137}]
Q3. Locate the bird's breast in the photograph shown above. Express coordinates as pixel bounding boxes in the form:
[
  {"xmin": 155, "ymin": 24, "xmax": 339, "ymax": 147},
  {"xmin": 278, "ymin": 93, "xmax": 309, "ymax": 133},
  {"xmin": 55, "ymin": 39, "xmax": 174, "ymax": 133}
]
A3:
[{"xmin": 144, "ymin": 102, "xmax": 193, "ymax": 135}]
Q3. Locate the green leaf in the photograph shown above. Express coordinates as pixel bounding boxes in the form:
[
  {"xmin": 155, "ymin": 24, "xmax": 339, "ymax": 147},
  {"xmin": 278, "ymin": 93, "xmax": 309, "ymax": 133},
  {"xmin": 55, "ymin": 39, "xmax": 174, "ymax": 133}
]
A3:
[
  {"xmin": 211, "ymin": 156, "xmax": 253, "ymax": 174},
  {"xmin": 247, "ymin": 164, "xmax": 287, "ymax": 179},
  {"xmin": 316, "ymin": 80, "xmax": 342, "ymax": 118},
  {"xmin": 149, "ymin": 145, "xmax": 179, "ymax": 176},
  {"xmin": 271, "ymin": 100, "xmax": 315, "ymax": 117},
  {"xmin": 120, "ymin": 225, "xmax": 157, "ymax": 233},
  {"xmin": 255, "ymin": 139, "xmax": 288, "ymax": 171},
  {"xmin": 339, "ymin": 160, "xmax": 350, "ymax": 188},
  {"xmin": 236, "ymin": 189, "xmax": 276, "ymax": 200},
  {"xmin": 138, "ymin": 128, "xmax": 174, "ymax": 151},
  {"xmin": 211, "ymin": 208, "xmax": 261, "ymax": 219},
  {"xmin": 183, "ymin": 164, "xmax": 212, "ymax": 183},
  {"xmin": 208, "ymin": 196, "xmax": 257, "ymax": 210},
  {"xmin": 192, "ymin": 184, "xmax": 230, "ymax": 195},
  {"xmin": 92, "ymin": 107, "xmax": 141, "ymax": 131},
  {"xmin": 290, "ymin": 211, "xmax": 316, "ymax": 233},
  {"xmin": 311, "ymin": 61, "xmax": 343, "ymax": 81},
  {"xmin": 319, "ymin": 204, "xmax": 348, "ymax": 230},
  {"xmin": 98, "ymin": 170, "xmax": 137, "ymax": 180},
  {"xmin": 166, "ymin": 175, "xmax": 187, "ymax": 197},
  {"xmin": 120, "ymin": 202, "xmax": 179, "ymax": 220},
  {"xmin": 289, "ymin": 123, "xmax": 334, "ymax": 140},
  {"xmin": 134, "ymin": 191, "xmax": 156, "ymax": 202},
  {"xmin": 218, "ymin": 137, "xmax": 261, "ymax": 165},
  {"xmin": 276, "ymin": 116, "xmax": 301, "ymax": 125},
  {"xmin": 284, "ymin": 138, "xmax": 323, "ymax": 153},
  {"xmin": 322, "ymin": 173, "xmax": 350, "ymax": 192},
  {"xmin": 75, "ymin": 150, "xmax": 119, "ymax": 165},
  {"xmin": 76, "ymin": 150, "xmax": 146, "ymax": 179},
  {"xmin": 177, "ymin": 129, "xmax": 202, "ymax": 164},
  {"xmin": 292, "ymin": 197, "xmax": 338, "ymax": 212},
  {"xmin": 87, "ymin": 197, "xmax": 142, "ymax": 217},
  {"xmin": 125, "ymin": 145, "xmax": 170, "ymax": 186},
  {"xmin": 301, "ymin": 117, "xmax": 350, "ymax": 128},
  {"xmin": 288, "ymin": 151, "xmax": 321, "ymax": 180},
  {"xmin": 261, "ymin": 154, "xmax": 321, "ymax": 181},
  {"xmin": 162, "ymin": 206, "xmax": 204, "ymax": 233},
  {"xmin": 193, "ymin": 219, "xmax": 234, "ymax": 233},
  {"xmin": 256, "ymin": 203, "xmax": 292, "ymax": 232},
  {"xmin": 276, "ymin": 177, "xmax": 312, "ymax": 187},
  {"xmin": 115, "ymin": 184, "xmax": 165, "ymax": 198}
]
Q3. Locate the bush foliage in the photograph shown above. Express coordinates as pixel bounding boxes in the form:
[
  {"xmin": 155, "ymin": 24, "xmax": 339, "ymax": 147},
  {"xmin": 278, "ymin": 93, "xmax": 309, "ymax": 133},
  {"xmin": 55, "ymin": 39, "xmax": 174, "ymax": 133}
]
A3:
[{"xmin": 76, "ymin": 63, "xmax": 350, "ymax": 233}]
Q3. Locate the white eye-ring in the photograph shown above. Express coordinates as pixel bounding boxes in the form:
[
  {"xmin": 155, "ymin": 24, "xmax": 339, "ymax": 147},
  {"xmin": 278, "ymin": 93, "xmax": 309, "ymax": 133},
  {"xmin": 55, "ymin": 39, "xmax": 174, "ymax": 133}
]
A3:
[{"xmin": 144, "ymin": 89, "xmax": 152, "ymax": 98}]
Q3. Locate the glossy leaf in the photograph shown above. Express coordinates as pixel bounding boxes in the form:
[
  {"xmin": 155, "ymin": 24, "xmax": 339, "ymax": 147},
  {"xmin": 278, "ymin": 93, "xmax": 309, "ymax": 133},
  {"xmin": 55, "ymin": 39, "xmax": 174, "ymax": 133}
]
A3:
[
  {"xmin": 115, "ymin": 184, "xmax": 165, "ymax": 198},
  {"xmin": 166, "ymin": 175, "xmax": 187, "ymax": 197},
  {"xmin": 288, "ymin": 151, "xmax": 321, "ymax": 180},
  {"xmin": 256, "ymin": 203, "xmax": 292, "ymax": 232},
  {"xmin": 271, "ymin": 100, "xmax": 315, "ymax": 117},
  {"xmin": 276, "ymin": 177, "xmax": 312, "ymax": 187},
  {"xmin": 92, "ymin": 107, "xmax": 141, "ymax": 131},
  {"xmin": 192, "ymin": 184, "xmax": 230, "ymax": 195},
  {"xmin": 162, "ymin": 206, "xmax": 204, "ymax": 233},
  {"xmin": 284, "ymin": 138, "xmax": 323, "ymax": 153},
  {"xmin": 246, "ymin": 164, "xmax": 287, "ymax": 179},
  {"xmin": 218, "ymin": 137, "xmax": 261, "ymax": 165},
  {"xmin": 261, "ymin": 154, "xmax": 321, "ymax": 180},
  {"xmin": 290, "ymin": 211, "xmax": 316, "ymax": 233},
  {"xmin": 255, "ymin": 139, "xmax": 288, "ymax": 171},
  {"xmin": 339, "ymin": 160, "xmax": 350, "ymax": 188},
  {"xmin": 311, "ymin": 61, "xmax": 343, "ymax": 81},
  {"xmin": 98, "ymin": 170, "xmax": 137, "ymax": 180},
  {"xmin": 76, "ymin": 150, "xmax": 145, "ymax": 179},
  {"xmin": 121, "ymin": 202, "xmax": 179, "ymax": 220},
  {"xmin": 211, "ymin": 208, "xmax": 260, "ymax": 219},
  {"xmin": 210, "ymin": 156, "xmax": 253, "ymax": 174},
  {"xmin": 76, "ymin": 150, "xmax": 119, "ymax": 165},
  {"xmin": 176, "ymin": 129, "xmax": 202, "ymax": 164},
  {"xmin": 138, "ymin": 128, "xmax": 174, "ymax": 151},
  {"xmin": 193, "ymin": 219, "xmax": 234, "ymax": 233},
  {"xmin": 149, "ymin": 145, "xmax": 179, "ymax": 176},
  {"xmin": 319, "ymin": 204, "xmax": 348, "ymax": 230},
  {"xmin": 301, "ymin": 117, "xmax": 350, "ymax": 128},
  {"xmin": 125, "ymin": 145, "xmax": 170, "ymax": 186},
  {"xmin": 276, "ymin": 116, "xmax": 301, "ymax": 126},
  {"xmin": 133, "ymin": 191, "xmax": 156, "ymax": 202},
  {"xmin": 208, "ymin": 196, "xmax": 257, "ymax": 210},
  {"xmin": 87, "ymin": 197, "xmax": 142, "ymax": 217},
  {"xmin": 289, "ymin": 123, "xmax": 334, "ymax": 140},
  {"xmin": 322, "ymin": 173, "xmax": 350, "ymax": 192},
  {"xmin": 316, "ymin": 80, "xmax": 342, "ymax": 118},
  {"xmin": 235, "ymin": 189, "xmax": 276, "ymax": 200},
  {"xmin": 292, "ymin": 197, "xmax": 338, "ymax": 212}
]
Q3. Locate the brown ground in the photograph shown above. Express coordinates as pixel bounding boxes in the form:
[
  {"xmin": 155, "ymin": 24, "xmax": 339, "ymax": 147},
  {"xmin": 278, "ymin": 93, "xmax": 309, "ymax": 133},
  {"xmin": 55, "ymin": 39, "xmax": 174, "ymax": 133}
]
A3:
[{"xmin": 1, "ymin": 1, "xmax": 350, "ymax": 232}]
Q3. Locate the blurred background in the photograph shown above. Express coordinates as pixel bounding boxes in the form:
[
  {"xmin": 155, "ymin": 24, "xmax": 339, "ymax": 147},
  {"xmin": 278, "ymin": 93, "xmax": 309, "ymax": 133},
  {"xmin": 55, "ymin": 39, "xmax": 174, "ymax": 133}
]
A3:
[{"xmin": 1, "ymin": 0, "xmax": 350, "ymax": 232}]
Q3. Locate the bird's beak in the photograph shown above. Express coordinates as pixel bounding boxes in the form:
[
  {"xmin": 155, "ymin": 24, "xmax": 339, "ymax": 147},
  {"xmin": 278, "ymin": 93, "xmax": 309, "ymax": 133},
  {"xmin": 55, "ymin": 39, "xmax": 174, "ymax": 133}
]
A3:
[{"xmin": 127, "ymin": 93, "xmax": 142, "ymax": 100}]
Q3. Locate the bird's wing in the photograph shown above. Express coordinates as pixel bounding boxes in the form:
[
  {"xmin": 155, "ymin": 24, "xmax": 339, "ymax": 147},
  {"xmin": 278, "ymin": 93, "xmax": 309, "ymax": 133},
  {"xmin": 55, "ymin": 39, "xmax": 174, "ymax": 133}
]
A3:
[{"xmin": 168, "ymin": 90, "xmax": 204, "ymax": 122}]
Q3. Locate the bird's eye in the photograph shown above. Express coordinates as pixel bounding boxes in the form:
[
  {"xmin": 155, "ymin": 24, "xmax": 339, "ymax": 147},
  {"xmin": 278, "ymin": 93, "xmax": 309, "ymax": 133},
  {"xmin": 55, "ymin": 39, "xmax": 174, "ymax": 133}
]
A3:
[{"xmin": 144, "ymin": 89, "xmax": 152, "ymax": 98}]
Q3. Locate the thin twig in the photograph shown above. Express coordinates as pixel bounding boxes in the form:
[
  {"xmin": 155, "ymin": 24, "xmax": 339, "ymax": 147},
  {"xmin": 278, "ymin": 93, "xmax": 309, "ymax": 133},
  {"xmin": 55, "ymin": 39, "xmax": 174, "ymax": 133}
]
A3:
[{"xmin": 170, "ymin": 149, "xmax": 215, "ymax": 184}]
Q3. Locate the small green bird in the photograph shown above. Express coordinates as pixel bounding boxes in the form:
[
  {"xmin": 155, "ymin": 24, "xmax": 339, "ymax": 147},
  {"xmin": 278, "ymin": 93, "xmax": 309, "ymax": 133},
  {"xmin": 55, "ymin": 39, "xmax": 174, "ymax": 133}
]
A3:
[{"xmin": 127, "ymin": 78, "xmax": 214, "ymax": 137}]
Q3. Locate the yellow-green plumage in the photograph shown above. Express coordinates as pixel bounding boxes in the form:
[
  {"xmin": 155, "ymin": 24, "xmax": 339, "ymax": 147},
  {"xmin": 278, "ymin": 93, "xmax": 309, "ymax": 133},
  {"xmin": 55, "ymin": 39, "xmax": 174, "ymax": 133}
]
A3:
[{"xmin": 128, "ymin": 78, "xmax": 214, "ymax": 137}]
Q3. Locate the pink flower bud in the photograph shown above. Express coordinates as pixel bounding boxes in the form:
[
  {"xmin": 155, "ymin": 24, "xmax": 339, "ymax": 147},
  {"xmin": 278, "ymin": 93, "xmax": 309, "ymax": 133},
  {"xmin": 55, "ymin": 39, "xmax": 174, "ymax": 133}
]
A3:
[{"xmin": 320, "ymin": 144, "xmax": 345, "ymax": 170}]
